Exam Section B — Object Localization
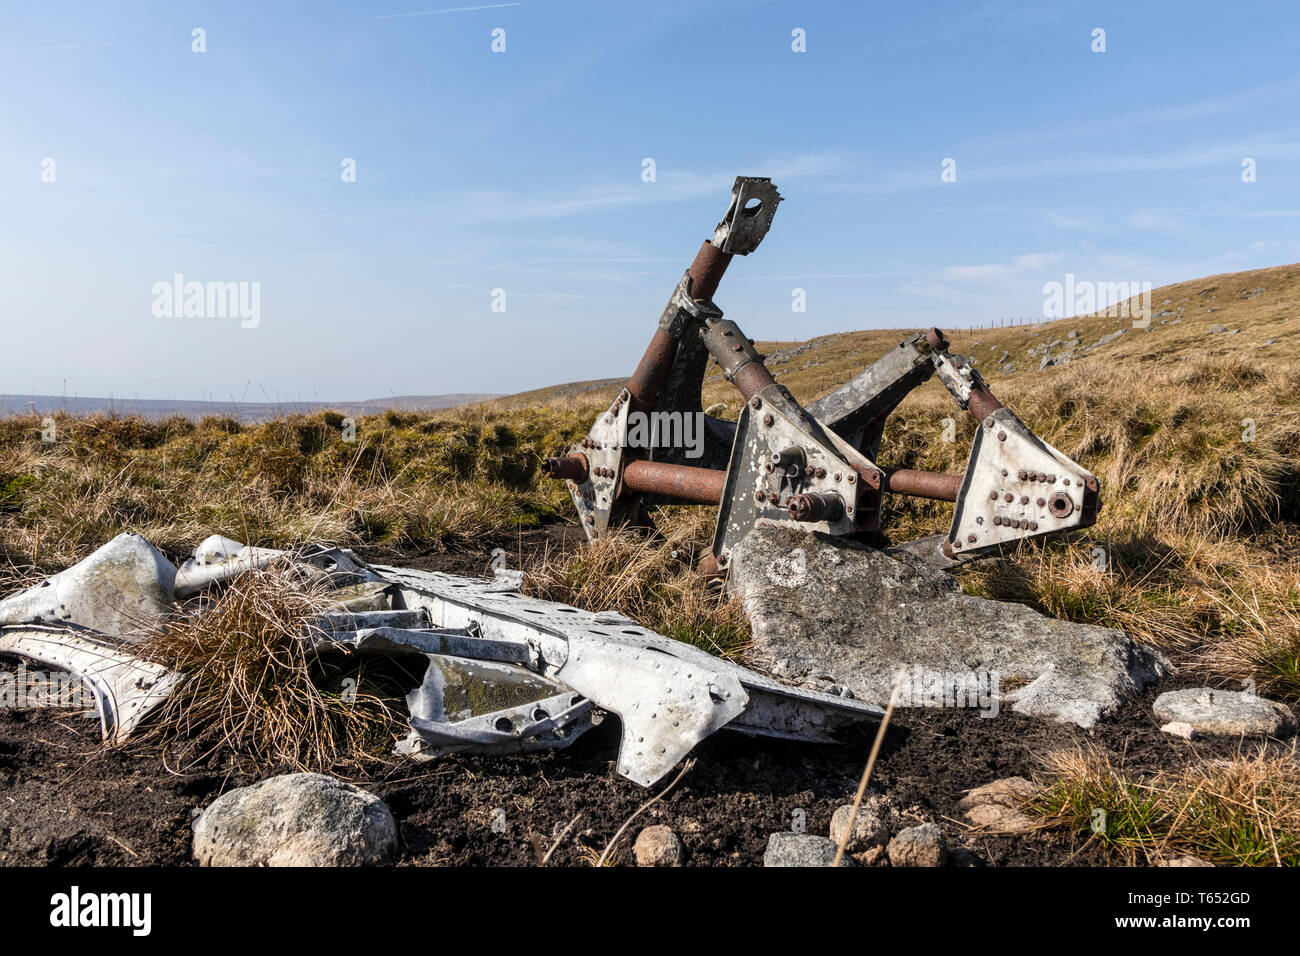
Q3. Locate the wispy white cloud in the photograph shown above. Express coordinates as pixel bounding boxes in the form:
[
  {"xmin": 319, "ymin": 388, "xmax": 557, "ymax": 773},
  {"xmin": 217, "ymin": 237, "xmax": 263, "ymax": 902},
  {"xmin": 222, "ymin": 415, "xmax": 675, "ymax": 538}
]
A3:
[
  {"xmin": 442, "ymin": 152, "xmax": 847, "ymax": 225},
  {"xmin": 366, "ymin": 3, "xmax": 523, "ymax": 20},
  {"xmin": 0, "ymin": 40, "xmax": 111, "ymax": 55}
]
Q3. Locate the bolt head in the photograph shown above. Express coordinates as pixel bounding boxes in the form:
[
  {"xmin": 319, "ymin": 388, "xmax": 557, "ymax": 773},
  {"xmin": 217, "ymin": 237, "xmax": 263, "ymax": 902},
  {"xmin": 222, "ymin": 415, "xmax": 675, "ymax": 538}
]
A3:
[{"xmin": 762, "ymin": 414, "xmax": 774, "ymax": 427}]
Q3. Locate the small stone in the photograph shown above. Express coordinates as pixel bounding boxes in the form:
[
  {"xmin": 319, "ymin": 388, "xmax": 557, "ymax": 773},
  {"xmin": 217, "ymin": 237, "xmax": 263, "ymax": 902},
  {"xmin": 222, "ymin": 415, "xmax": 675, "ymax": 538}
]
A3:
[
  {"xmin": 829, "ymin": 803, "xmax": 889, "ymax": 852},
  {"xmin": 192, "ymin": 773, "xmax": 397, "ymax": 867},
  {"xmin": 633, "ymin": 825, "xmax": 683, "ymax": 867},
  {"xmin": 763, "ymin": 831, "xmax": 854, "ymax": 867},
  {"xmin": 855, "ymin": 845, "xmax": 886, "ymax": 866},
  {"xmin": 1209, "ymin": 324, "xmax": 1226, "ymax": 333},
  {"xmin": 964, "ymin": 804, "xmax": 1039, "ymax": 832},
  {"xmin": 1153, "ymin": 688, "xmax": 1296, "ymax": 738},
  {"xmin": 957, "ymin": 776, "xmax": 1037, "ymax": 812},
  {"xmin": 1160, "ymin": 720, "xmax": 1198, "ymax": 740},
  {"xmin": 887, "ymin": 823, "xmax": 947, "ymax": 867},
  {"xmin": 1160, "ymin": 854, "xmax": 1214, "ymax": 867}
]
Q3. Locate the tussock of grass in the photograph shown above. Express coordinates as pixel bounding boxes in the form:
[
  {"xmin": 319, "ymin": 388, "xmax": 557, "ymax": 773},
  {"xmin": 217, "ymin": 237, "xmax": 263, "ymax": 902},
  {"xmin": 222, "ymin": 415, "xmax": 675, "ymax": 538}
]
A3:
[
  {"xmin": 136, "ymin": 563, "xmax": 408, "ymax": 772},
  {"xmin": 523, "ymin": 511, "xmax": 751, "ymax": 659},
  {"xmin": 0, "ymin": 402, "xmax": 597, "ymax": 591},
  {"xmin": 1032, "ymin": 745, "xmax": 1300, "ymax": 866}
]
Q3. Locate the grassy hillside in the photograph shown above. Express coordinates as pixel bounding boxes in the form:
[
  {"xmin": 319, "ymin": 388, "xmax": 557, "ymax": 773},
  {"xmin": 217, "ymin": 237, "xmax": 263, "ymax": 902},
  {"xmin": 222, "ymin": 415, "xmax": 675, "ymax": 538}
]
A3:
[{"xmin": 1, "ymin": 262, "xmax": 1297, "ymax": 864}]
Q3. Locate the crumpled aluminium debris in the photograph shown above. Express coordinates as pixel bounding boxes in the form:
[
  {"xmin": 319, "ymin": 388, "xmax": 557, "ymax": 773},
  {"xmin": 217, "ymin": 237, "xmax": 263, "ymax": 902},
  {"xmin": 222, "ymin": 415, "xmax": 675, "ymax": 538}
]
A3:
[
  {"xmin": 0, "ymin": 534, "xmax": 880, "ymax": 785},
  {"xmin": 325, "ymin": 562, "xmax": 882, "ymax": 786}
]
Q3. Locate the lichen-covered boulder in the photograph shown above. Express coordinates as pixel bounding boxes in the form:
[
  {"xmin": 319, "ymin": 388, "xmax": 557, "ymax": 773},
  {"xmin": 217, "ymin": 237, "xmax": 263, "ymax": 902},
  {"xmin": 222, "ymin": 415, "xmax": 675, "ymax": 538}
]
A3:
[{"xmin": 193, "ymin": 773, "xmax": 397, "ymax": 867}]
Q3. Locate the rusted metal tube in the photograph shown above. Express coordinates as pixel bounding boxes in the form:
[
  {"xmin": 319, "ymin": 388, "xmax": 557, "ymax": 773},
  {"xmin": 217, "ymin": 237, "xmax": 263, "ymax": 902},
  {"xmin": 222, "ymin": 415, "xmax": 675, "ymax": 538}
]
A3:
[
  {"xmin": 787, "ymin": 492, "xmax": 845, "ymax": 523},
  {"xmin": 967, "ymin": 384, "xmax": 1004, "ymax": 422},
  {"xmin": 732, "ymin": 362, "xmax": 779, "ymax": 403},
  {"xmin": 621, "ymin": 459, "xmax": 726, "ymax": 504},
  {"xmin": 880, "ymin": 468, "xmax": 963, "ymax": 502},
  {"xmin": 541, "ymin": 453, "xmax": 589, "ymax": 483},
  {"xmin": 624, "ymin": 241, "xmax": 734, "ymax": 415},
  {"xmin": 625, "ymin": 328, "xmax": 676, "ymax": 414},
  {"xmin": 686, "ymin": 240, "xmax": 732, "ymax": 302}
]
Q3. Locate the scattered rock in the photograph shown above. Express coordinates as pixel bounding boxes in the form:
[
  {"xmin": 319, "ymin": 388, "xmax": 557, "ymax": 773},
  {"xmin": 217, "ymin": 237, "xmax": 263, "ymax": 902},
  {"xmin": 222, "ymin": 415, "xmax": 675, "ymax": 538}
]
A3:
[
  {"xmin": 1209, "ymin": 324, "xmax": 1226, "ymax": 333},
  {"xmin": 633, "ymin": 825, "xmax": 684, "ymax": 867},
  {"xmin": 1153, "ymin": 688, "xmax": 1296, "ymax": 738},
  {"xmin": 1160, "ymin": 720, "xmax": 1198, "ymax": 740},
  {"xmin": 1093, "ymin": 329, "xmax": 1125, "ymax": 347},
  {"xmin": 192, "ymin": 773, "xmax": 397, "ymax": 867},
  {"xmin": 958, "ymin": 777, "xmax": 1039, "ymax": 832},
  {"xmin": 829, "ymin": 803, "xmax": 889, "ymax": 852},
  {"xmin": 1160, "ymin": 854, "xmax": 1214, "ymax": 867},
  {"xmin": 958, "ymin": 776, "xmax": 1037, "ymax": 810},
  {"xmin": 887, "ymin": 823, "xmax": 947, "ymax": 867},
  {"xmin": 964, "ymin": 804, "xmax": 1039, "ymax": 832},
  {"xmin": 731, "ymin": 527, "xmax": 1169, "ymax": 727},
  {"xmin": 856, "ymin": 845, "xmax": 887, "ymax": 866},
  {"xmin": 763, "ymin": 831, "xmax": 854, "ymax": 867}
]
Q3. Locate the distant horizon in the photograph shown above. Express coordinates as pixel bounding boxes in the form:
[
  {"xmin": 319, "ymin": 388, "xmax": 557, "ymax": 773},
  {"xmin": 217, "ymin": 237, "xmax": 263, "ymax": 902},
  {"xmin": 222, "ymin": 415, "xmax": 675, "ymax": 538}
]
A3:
[
  {"xmin": 5, "ymin": 1, "xmax": 1298, "ymax": 401},
  {"xmin": 0, "ymin": 391, "xmax": 503, "ymax": 422}
]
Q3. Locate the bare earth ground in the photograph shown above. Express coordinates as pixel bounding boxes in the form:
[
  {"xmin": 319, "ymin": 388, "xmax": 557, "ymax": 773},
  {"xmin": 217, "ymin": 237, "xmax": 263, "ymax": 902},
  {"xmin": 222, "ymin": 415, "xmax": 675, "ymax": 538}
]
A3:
[{"xmin": 1, "ymin": 523, "xmax": 1290, "ymax": 868}]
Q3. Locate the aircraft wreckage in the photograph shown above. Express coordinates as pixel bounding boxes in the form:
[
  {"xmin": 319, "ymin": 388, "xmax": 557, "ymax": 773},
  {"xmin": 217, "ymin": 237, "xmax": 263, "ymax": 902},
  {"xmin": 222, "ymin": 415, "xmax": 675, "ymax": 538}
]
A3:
[
  {"xmin": 0, "ymin": 532, "xmax": 879, "ymax": 787},
  {"xmin": 0, "ymin": 177, "xmax": 1166, "ymax": 787},
  {"xmin": 540, "ymin": 175, "xmax": 1100, "ymax": 571}
]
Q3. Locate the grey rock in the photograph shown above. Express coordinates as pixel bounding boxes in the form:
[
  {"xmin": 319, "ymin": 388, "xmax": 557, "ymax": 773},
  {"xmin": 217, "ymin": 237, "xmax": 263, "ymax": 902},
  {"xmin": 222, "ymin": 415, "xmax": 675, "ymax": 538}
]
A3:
[
  {"xmin": 633, "ymin": 825, "xmax": 684, "ymax": 867},
  {"xmin": 730, "ymin": 527, "xmax": 1169, "ymax": 727},
  {"xmin": 1153, "ymin": 688, "xmax": 1296, "ymax": 738},
  {"xmin": 887, "ymin": 823, "xmax": 947, "ymax": 867},
  {"xmin": 763, "ymin": 831, "xmax": 854, "ymax": 867},
  {"xmin": 193, "ymin": 773, "xmax": 397, "ymax": 867},
  {"xmin": 1093, "ymin": 329, "xmax": 1126, "ymax": 347},
  {"xmin": 0, "ymin": 532, "xmax": 175, "ymax": 640},
  {"xmin": 829, "ymin": 803, "xmax": 889, "ymax": 851},
  {"xmin": 1209, "ymin": 324, "xmax": 1226, "ymax": 333}
]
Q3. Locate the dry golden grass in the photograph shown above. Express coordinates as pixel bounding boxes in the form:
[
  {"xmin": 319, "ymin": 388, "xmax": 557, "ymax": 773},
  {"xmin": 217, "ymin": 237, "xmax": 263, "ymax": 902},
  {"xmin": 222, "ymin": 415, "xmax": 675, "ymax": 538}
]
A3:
[
  {"xmin": 135, "ymin": 563, "xmax": 408, "ymax": 772},
  {"xmin": 523, "ymin": 509, "xmax": 750, "ymax": 659},
  {"xmin": 0, "ymin": 403, "xmax": 593, "ymax": 592},
  {"xmin": 1031, "ymin": 744, "xmax": 1300, "ymax": 866}
]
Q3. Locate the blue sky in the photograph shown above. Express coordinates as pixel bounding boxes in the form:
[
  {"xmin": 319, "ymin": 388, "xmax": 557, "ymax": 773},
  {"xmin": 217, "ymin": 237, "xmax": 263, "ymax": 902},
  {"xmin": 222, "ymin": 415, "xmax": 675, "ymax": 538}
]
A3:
[{"xmin": 2, "ymin": 0, "xmax": 1298, "ymax": 403}]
